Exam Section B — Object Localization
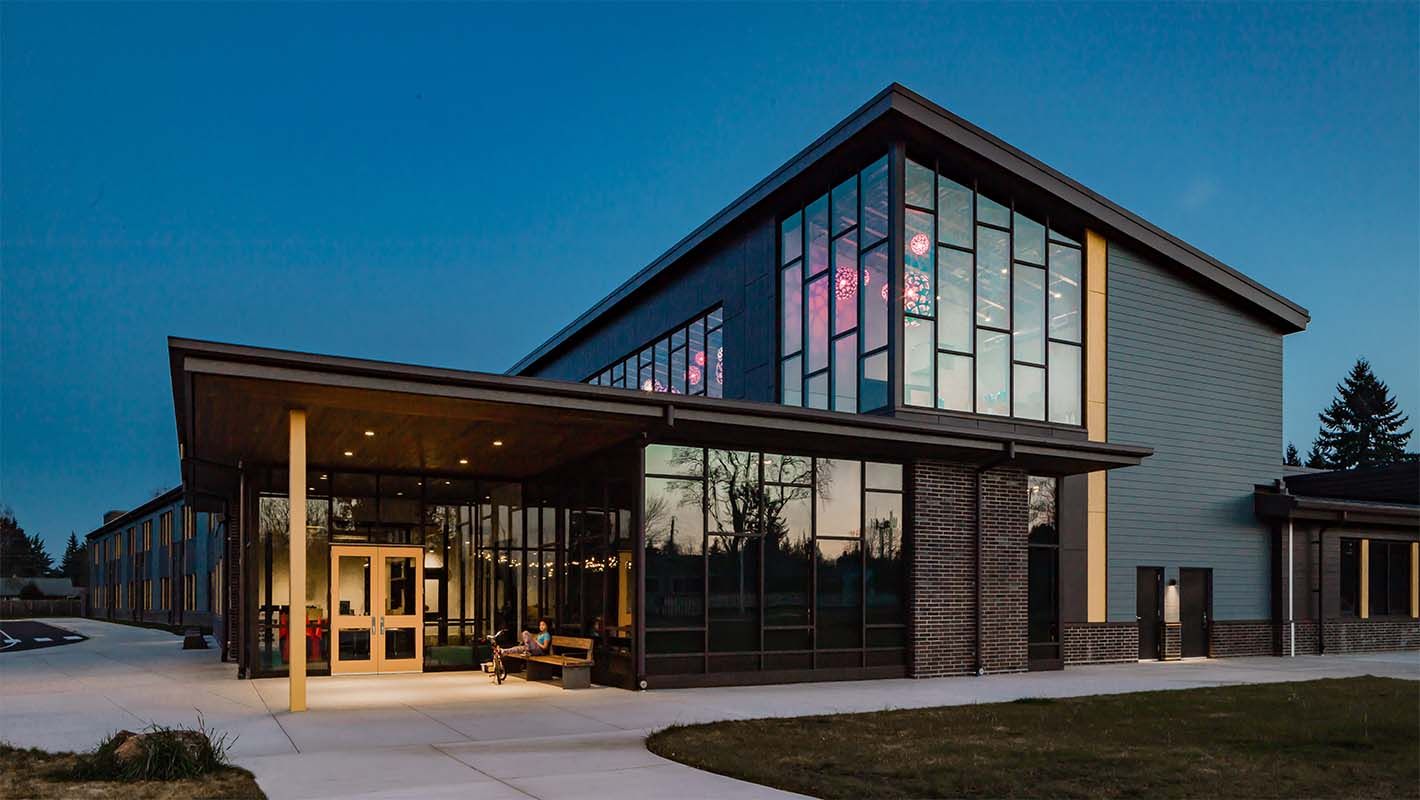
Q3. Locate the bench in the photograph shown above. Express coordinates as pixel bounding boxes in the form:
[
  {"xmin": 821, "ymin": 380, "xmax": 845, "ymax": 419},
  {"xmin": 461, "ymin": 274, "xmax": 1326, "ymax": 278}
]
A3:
[{"xmin": 500, "ymin": 635, "xmax": 594, "ymax": 689}]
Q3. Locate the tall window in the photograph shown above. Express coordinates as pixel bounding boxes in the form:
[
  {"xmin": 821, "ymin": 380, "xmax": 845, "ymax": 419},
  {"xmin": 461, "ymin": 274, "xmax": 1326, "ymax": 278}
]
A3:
[
  {"xmin": 1340, "ymin": 538, "xmax": 1360, "ymax": 617},
  {"xmin": 1027, "ymin": 476, "xmax": 1060, "ymax": 665},
  {"xmin": 1368, "ymin": 539, "xmax": 1413, "ymax": 617},
  {"xmin": 902, "ymin": 157, "xmax": 1083, "ymax": 424},
  {"xmin": 779, "ymin": 155, "xmax": 891, "ymax": 412},
  {"xmin": 587, "ymin": 306, "xmax": 723, "ymax": 399},
  {"xmin": 643, "ymin": 444, "xmax": 905, "ymax": 676}
]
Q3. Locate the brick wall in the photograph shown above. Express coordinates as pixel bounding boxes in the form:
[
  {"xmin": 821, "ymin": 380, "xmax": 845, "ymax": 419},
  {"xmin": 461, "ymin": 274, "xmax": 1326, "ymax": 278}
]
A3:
[
  {"xmin": 979, "ymin": 468, "xmax": 1028, "ymax": 674},
  {"xmin": 1163, "ymin": 623, "xmax": 1181, "ymax": 660},
  {"xmin": 1322, "ymin": 618, "xmax": 1420, "ymax": 653},
  {"xmin": 908, "ymin": 461, "xmax": 1027, "ymax": 678},
  {"xmin": 1210, "ymin": 620, "xmax": 1278, "ymax": 657},
  {"xmin": 1063, "ymin": 623, "xmax": 1138, "ymax": 664}
]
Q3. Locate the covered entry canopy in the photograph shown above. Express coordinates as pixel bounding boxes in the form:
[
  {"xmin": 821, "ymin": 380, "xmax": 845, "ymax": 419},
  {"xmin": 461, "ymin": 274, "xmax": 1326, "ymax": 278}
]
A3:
[
  {"xmin": 168, "ymin": 337, "xmax": 1151, "ymax": 481},
  {"xmin": 168, "ymin": 337, "xmax": 1152, "ymax": 695}
]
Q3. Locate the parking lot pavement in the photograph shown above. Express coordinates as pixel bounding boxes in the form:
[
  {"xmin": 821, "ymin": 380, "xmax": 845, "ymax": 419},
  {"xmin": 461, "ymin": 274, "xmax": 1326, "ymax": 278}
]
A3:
[
  {"xmin": 2, "ymin": 617, "xmax": 1415, "ymax": 800},
  {"xmin": 0, "ymin": 619, "xmax": 87, "ymax": 653}
]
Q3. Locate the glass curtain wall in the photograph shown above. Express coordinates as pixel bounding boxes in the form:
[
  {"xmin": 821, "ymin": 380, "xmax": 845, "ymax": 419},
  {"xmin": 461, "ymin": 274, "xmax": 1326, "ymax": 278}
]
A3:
[
  {"xmin": 901, "ymin": 157, "xmax": 1084, "ymax": 424},
  {"xmin": 643, "ymin": 444, "xmax": 906, "ymax": 678},
  {"xmin": 779, "ymin": 155, "xmax": 891, "ymax": 413},
  {"xmin": 247, "ymin": 447, "xmax": 637, "ymax": 683}
]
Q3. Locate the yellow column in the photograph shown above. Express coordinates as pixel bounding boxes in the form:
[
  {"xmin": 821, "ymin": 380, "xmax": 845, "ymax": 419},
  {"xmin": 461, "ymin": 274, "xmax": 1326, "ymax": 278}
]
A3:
[
  {"xmin": 1359, "ymin": 539, "xmax": 1369, "ymax": 619},
  {"xmin": 289, "ymin": 409, "xmax": 307, "ymax": 712},
  {"xmin": 1085, "ymin": 229, "xmax": 1108, "ymax": 622},
  {"xmin": 1410, "ymin": 542, "xmax": 1417, "ymax": 618}
]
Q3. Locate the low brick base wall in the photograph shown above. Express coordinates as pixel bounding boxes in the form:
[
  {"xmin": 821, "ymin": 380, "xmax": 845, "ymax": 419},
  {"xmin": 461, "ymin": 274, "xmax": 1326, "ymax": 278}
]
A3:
[
  {"xmin": 1323, "ymin": 618, "xmax": 1420, "ymax": 653},
  {"xmin": 1210, "ymin": 620, "xmax": 1277, "ymax": 657},
  {"xmin": 1163, "ymin": 623, "xmax": 1182, "ymax": 659},
  {"xmin": 1063, "ymin": 623, "xmax": 1138, "ymax": 665}
]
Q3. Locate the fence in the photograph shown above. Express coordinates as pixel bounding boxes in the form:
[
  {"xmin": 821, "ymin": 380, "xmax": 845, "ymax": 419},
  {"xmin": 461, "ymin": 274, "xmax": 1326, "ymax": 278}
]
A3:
[{"xmin": 1, "ymin": 597, "xmax": 84, "ymax": 619}]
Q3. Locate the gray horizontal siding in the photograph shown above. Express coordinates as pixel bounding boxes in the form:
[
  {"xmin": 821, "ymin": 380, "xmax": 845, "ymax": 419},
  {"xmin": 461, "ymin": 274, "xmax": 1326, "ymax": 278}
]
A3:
[{"xmin": 1107, "ymin": 243, "xmax": 1285, "ymax": 622}]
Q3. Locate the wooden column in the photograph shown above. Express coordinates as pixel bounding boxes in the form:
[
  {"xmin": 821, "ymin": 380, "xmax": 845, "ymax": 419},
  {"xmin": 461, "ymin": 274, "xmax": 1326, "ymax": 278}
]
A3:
[{"xmin": 289, "ymin": 409, "xmax": 307, "ymax": 712}]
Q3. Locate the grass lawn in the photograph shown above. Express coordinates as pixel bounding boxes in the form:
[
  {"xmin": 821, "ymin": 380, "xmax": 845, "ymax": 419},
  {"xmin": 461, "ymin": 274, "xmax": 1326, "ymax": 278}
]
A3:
[
  {"xmin": 646, "ymin": 677, "xmax": 1419, "ymax": 799},
  {"xmin": 0, "ymin": 744, "xmax": 264, "ymax": 799}
]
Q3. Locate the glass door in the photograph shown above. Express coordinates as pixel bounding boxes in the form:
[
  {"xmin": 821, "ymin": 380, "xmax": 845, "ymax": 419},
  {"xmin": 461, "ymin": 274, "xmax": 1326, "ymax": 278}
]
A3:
[
  {"xmin": 329, "ymin": 545, "xmax": 424, "ymax": 674},
  {"xmin": 379, "ymin": 547, "xmax": 424, "ymax": 671},
  {"xmin": 331, "ymin": 546, "xmax": 376, "ymax": 675}
]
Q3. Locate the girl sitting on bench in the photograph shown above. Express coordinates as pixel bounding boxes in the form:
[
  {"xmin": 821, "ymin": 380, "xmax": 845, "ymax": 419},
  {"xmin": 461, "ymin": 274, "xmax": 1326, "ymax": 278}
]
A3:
[{"xmin": 496, "ymin": 618, "xmax": 551, "ymax": 657}]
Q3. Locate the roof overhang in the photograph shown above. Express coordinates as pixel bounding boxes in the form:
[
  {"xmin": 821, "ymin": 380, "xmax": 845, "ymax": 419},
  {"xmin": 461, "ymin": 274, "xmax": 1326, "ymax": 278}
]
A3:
[
  {"xmin": 170, "ymin": 337, "xmax": 1150, "ymax": 488},
  {"xmin": 512, "ymin": 83, "xmax": 1309, "ymax": 375},
  {"xmin": 1255, "ymin": 490, "xmax": 1420, "ymax": 530}
]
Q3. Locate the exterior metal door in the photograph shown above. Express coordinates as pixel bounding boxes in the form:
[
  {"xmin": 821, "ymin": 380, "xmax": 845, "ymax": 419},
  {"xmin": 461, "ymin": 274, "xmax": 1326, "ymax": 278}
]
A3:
[
  {"xmin": 1136, "ymin": 566, "xmax": 1162, "ymax": 660},
  {"xmin": 1180, "ymin": 568, "xmax": 1211, "ymax": 658}
]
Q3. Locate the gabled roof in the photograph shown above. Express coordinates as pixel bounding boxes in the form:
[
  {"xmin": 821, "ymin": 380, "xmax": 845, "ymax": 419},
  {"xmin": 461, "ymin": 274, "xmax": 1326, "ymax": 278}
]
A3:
[
  {"xmin": 0, "ymin": 577, "xmax": 79, "ymax": 598},
  {"xmin": 511, "ymin": 83, "xmax": 1309, "ymax": 375}
]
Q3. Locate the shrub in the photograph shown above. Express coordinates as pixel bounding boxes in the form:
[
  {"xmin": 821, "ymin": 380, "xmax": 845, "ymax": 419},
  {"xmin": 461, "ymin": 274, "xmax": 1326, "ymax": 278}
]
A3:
[{"xmin": 70, "ymin": 715, "xmax": 234, "ymax": 781}]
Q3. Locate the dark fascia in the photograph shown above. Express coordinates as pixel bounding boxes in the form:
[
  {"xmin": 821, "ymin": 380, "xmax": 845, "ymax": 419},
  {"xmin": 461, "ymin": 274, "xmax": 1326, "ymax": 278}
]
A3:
[
  {"xmin": 167, "ymin": 336, "xmax": 1152, "ymax": 470},
  {"xmin": 509, "ymin": 82, "xmax": 1309, "ymax": 376},
  {"xmin": 1254, "ymin": 486, "xmax": 1420, "ymax": 528},
  {"xmin": 84, "ymin": 485, "xmax": 185, "ymax": 542}
]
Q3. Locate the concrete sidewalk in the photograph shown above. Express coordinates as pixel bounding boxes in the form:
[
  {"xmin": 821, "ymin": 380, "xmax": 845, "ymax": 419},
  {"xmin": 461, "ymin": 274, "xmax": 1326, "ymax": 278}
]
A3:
[{"xmin": 2, "ymin": 618, "xmax": 1416, "ymax": 799}]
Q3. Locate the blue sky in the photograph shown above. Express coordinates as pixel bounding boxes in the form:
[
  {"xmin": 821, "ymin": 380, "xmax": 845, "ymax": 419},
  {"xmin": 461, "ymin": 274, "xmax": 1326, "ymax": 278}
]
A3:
[{"xmin": 3, "ymin": 3, "xmax": 1417, "ymax": 555}]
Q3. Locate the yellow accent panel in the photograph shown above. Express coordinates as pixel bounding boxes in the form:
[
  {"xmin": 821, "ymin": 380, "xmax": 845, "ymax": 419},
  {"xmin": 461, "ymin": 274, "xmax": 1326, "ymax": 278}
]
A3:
[
  {"xmin": 1084, "ymin": 229, "xmax": 1108, "ymax": 622},
  {"xmin": 1410, "ymin": 542, "xmax": 1418, "ymax": 619},
  {"xmin": 1087, "ymin": 503, "xmax": 1107, "ymax": 622},
  {"xmin": 1359, "ymin": 539, "xmax": 1369, "ymax": 619}
]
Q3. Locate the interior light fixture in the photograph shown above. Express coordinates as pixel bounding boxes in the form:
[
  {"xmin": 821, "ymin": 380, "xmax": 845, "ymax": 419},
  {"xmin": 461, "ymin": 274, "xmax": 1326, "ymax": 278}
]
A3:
[
  {"xmin": 459, "ymin": 458, "xmax": 469, "ymax": 464},
  {"xmin": 492, "ymin": 440, "xmax": 503, "ymax": 447},
  {"xmin": 444, "ymin": 480, "xmax": 451, "ymax": 486},
  {"xmin": 343, "ymin": 451, "xmax": 354, "ymax": 457},
  {"xmin": 364, "ymin": 430, "xmax": 375, "ymax": 437}
]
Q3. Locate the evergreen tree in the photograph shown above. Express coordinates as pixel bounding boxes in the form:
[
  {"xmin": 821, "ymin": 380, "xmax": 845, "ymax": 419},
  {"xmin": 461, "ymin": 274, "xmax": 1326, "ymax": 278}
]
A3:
[
  {"xmin": 0, "ymin": 508, "xmax": 57, "ymax": 577},
  {"xmin": 1303, "ymin": 442, "xmax": 1329, "ymax": 469},
  {"xmin": 1283, "ymin": 442, "xmax": 1301, "ymax": 467},
  {"xmin": 1313, "ymin": 358, "xmax": 1413, "ymax": 469},
  {"xmin": 59, "ymin": 532, "xmax": 86, "ymax": 586}
]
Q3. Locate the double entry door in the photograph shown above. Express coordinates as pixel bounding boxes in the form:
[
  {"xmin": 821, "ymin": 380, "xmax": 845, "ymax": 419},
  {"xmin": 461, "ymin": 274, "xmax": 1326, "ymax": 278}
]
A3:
[{"xmin": 330, "ymin": 545, "xmax": 424, "ymax": 674}]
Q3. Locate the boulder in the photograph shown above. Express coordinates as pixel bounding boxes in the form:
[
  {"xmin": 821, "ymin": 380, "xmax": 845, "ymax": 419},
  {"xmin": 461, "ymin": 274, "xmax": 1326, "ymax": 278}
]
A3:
[{"xmin": 110, "ymin": 728, "xmax": 211, "ymax": 766}]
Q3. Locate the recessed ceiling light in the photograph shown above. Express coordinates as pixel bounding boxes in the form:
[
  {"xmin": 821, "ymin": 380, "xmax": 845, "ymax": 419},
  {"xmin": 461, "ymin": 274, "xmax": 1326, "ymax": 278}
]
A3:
[
  {"xmin": 459, "ymin": 458, "xmax": 469, "ymax": 465},
  {"xmin": 320, "ymin": 475, "xmax": 328, "ymax": 480},
  {"xmin": 364, "ymin": 430, "xmax": 375, "ymax": 437},
  {"xmin": 492, "ymin": 440, "xmax": 503, "ymax": 447},
  {"xmin": 344, "ymin": 451, "xmax": 354, "ymax": 457},
  {"xmin": 396, "ymin": 491, "xmax": 403, "ymax": 496},
  {"xmin": 444, "ymin": 480, "xmax": 451, "ymax": 485}
]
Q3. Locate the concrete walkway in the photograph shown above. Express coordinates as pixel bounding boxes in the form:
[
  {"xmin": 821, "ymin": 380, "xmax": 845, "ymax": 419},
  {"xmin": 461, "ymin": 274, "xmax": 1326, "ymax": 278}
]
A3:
[{"xmin": 2, "ymin": 618, "xmax": 1416, "ymax": 799}]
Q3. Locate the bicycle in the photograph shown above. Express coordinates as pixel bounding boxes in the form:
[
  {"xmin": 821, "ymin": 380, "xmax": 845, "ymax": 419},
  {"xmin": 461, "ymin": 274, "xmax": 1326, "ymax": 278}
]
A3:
[{"xmin": 486, "ymin": 629, "xmax": 511, "ymax": 684}]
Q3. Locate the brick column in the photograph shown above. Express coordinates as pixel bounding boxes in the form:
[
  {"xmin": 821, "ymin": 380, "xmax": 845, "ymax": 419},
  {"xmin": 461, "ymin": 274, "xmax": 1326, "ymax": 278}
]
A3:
[
  {"xmin": 979, "ymin": 468, "xmax": 1028, "ymax": 673},
  {"xmin": 908, "ymin": 461, "xmax": 1029, "ymax": 678}
]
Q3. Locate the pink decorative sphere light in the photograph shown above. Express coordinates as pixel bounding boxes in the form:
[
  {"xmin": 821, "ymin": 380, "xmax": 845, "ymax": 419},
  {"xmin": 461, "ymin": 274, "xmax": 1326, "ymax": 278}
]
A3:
[
  {"xmin": 688, "ymin": 365, "xmax": 702, "ymax": 386},
  {"xmin": 693, "ymin": 350, "xmax": 706, "ymax": 367},
  {"xmin": 909, "ymin": 232, "xmax": 931, "ymax": 257},
  {"xmin": 903, "ymin": 270, "xmax": 932, "ymax": 316},
  {"xmin": 834, "ymin": 265, "xmax": 858, "ymax": 301}
]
